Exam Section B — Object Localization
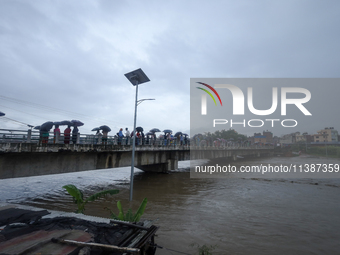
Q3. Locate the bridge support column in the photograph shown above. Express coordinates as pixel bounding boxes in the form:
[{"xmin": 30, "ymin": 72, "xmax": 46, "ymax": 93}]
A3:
[
  {"xmin": 168, "ymin": 159, "xmax": 178, "ymax": 171},
  {"xmin": 137, "ymin": 159, "xmax": 178, "ymax": 173}
]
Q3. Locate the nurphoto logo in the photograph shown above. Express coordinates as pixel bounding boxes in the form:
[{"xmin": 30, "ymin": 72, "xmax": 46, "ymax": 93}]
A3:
[{"xmin": 195, "ymin": 80, "xmax": 312, "ymax": 129}]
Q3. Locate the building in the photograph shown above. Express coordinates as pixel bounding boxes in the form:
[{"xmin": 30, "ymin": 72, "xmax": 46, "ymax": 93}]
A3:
[
  {"xmin": 263, "ymin": 130, "xmax": 273, "ymax": 143},
  {"xmin": 295, "ymin": 132, "xmax": 312, "ymax": 143},
  {"xmin": 249, "ymin": 130, "xmax": 274, "ymax": 144},
  {"xmin": 313, "ymin": 127, "xmax": 338, "ymax": 143},
  {"xmin": 280, "ymin": 132, "xmax": 300, "ymax": 144},
  {"xmin": 254, "ymin": 135, "xmax": 266, "ymax": 143}
]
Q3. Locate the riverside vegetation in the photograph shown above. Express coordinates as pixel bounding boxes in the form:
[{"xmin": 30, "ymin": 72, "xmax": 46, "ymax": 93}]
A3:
[
  {"xmin": 62, "ymin": 184, "xmax": 147, "ymax": 222},
  {"xmin": 63, "ymin": 185, "xmax": 217, "ymax": 254}
]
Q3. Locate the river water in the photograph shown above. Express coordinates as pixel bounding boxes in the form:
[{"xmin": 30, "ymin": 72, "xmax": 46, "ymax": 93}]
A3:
[{"xmin": 1, "ymin": 156, "xmax": 340, "ymax": 254}]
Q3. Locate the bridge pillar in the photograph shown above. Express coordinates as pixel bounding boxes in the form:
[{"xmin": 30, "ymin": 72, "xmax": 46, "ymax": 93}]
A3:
[
  {"xmin": 137, "ymin": 159, "xmax": 178, "ymax": 173},
  {"xmin": 168, "ymin": 159, "xmax": 178, "ymax": 171}
]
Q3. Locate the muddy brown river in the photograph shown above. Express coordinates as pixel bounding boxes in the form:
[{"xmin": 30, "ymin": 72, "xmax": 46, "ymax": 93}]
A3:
[{"xmin": 1, "ymin": 156, "xmax": 340, "ymax": 254}]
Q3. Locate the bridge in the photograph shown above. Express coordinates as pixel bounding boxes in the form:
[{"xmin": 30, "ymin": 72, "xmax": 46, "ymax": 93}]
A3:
[{"xmin": 0, "ymin": 129, "xmax": 274, "ymax": 179}]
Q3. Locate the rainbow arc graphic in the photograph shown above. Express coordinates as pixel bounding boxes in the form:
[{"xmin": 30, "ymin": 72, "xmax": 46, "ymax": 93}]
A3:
[{"xmin": 196, "ymin": 82, "xmax": 223, "ymax": 106}]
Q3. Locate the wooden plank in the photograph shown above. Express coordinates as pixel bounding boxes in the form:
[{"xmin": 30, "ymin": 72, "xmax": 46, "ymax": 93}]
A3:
[{"xmin": 0, "ymin": 230, "xmax": 92, "ymax": 255}]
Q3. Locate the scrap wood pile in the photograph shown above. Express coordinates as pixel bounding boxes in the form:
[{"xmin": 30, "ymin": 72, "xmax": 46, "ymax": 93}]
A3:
[{"xmin": 0, "ymin": 207, "xmax": 158, "ymax": 255}]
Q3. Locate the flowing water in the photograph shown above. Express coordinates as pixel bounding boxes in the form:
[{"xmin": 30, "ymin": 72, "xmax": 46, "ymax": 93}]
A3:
[{"xmin": 1, "ymin": 156, "xmax": 340, "ymax": 254}]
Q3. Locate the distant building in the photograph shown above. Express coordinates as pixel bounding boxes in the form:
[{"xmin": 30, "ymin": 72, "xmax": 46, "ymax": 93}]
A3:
[
  {"xmin": 249, "ymin": 131, "xmax": 273, "ymax": 144},
  {"xmin": 254, "ymin": 135, "xmax": 266, "ymax": 143},
  {"xmin": 295, "ymin": 132, "xmax": 312, "ymax": 143},
  {"xmin": 312, "ymin": 127, "xmax": 338, "ymax": 143},
  {"xmin": 273, "ymin": 136, "xmax": 280, "ymax": 146},
  {"xmin": 263, "ymin": 130, "xmax": 273, "ymax": 143},
  {"xmin": 280, "ymin": 132, "xmax": 300, "ymax": 144}
]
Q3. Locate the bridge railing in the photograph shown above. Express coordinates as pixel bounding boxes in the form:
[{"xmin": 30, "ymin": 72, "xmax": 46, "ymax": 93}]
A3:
[
  {"xmin": 0, "ymin": 129, "xmax": 191, "ymax": 147},
  {"xmin": 0, "ymin": 129, "xmax": 273, "ymax": 150}
]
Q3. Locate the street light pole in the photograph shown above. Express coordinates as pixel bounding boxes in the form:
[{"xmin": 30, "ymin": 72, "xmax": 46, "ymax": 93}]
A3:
[
  {"xmin": 137, "ymin": 98, "xmax": 155, "ymax": 106},
  {"xmin": 124, "ymin": 68, "xmax": 150, "ymax": 202},
  {"xmin": 130, "ymin": 80, "xmax": 139, "ymax": 202}
]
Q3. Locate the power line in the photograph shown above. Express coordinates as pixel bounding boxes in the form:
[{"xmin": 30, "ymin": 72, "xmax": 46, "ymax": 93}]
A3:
[
  {"xmin": 0, "ymin": 95, "xmax": 131, "ymax": 128},
  {"xmin": 0, "ymin": 104, "xmax": 47, "ymax": 121},
  {"xmin": 2, "ymin": 117, "xmax": 33, "ymax": 128}
]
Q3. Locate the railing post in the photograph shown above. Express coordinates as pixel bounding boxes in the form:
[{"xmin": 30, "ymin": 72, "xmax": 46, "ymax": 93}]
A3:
[
  {"xmin": 27, "ymin": 129, "xmax": 31, "ymax": 143},
  {"xmin": 55, "ymin": 132, "xmax": 59, "ymax": 144}
]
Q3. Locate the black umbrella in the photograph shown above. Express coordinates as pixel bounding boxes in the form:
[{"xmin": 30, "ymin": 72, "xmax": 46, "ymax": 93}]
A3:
[
  {"xmin": 71, "ymin": 120, "xmax": 84, "ymax": 127},
  {"xmin": 183, "ymin": 133, "xmax": 189, "ymax": 137},
  {"xmin": 40, "ymin": 121, "xmax": 54, "ymax": 131},
  {"xmin": 163, "ymin": 129, "xmax": 172, "ymax": 133},
  {"xmin": 60, "ymin": 120, "xmax": 73, "ymax": 126},
  {"xmin": 34, "ymin": 125, "xmax": 41, "ymax": 130},
  {"xmin": 145, "ymin": 132, "xmax": 154, "ymax": 136},
  {"xmin": 0, "ymin": 111, "xmax": 5, "ymax": 116},
  {"xmin": 150, "ymin": 128, "xmax": 161, "ymax": 133},
  {"xmin": 136, "ymin": 126, "xmax": 143, "ymax": 132},
  {"xmin": 99, "ymin": 125, "xmax": 111, "ymax": 132},
  {"xmin": 92, "ymin": 127, "xmax": 100, "ymax": 132},
  {"xmin": 174, "ymin": 132, "xmax": 182, "ymax": 137},
  {"xmin": 53, "ymin": 121, "xmax": 62, "ymax": 126}
]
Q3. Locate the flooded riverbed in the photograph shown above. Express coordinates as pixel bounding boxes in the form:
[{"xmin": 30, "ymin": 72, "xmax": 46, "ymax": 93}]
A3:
[{"xmin": 1, "ymin": 156, "xmax": 340, "ymax": 254}]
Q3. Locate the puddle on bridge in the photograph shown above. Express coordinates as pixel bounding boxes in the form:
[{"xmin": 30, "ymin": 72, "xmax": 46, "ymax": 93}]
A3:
[{"xmin": 1, "ymin": 157, "xmax": 340, "ymax": 254}]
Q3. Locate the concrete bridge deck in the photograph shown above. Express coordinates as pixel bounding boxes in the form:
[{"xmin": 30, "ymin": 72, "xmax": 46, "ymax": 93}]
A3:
[{"xmin": 0, "ymin": 141, "xmax": 273, "ymax": 179}]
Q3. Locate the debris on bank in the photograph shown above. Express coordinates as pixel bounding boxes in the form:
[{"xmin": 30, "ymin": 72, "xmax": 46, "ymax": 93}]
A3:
[{"xmin": 0, "ymin": 205, "xmax": 159, "ymax": 255}]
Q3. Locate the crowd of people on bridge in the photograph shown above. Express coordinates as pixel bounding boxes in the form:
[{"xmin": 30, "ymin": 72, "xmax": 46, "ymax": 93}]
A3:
[{"xmin": 39, "ymin": 124, "xmax": 189, "ymax": 146}]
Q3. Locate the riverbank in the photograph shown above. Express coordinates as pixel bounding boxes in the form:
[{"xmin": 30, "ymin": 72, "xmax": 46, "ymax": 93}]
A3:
[{"xmin": 1, "ymin": 158, "xmax": 340, "ymax": 254}]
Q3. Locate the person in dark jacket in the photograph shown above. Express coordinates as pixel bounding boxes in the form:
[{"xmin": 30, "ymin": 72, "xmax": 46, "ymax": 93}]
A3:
[{"xmin": 72, "ymin": 126, "xmax": 79, "ymax": 144}]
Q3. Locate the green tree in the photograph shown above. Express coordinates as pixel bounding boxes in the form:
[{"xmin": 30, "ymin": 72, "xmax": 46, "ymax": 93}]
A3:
[{"xmin": 205, "ymin": 129, "xmax": 247, "ymax": 141}]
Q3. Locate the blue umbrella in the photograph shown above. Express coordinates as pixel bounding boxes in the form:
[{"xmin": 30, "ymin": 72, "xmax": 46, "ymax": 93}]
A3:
[
  {"xmin": 0, "ymin": 111, "xmax": 5, "ymax": 117},
  {"xmin": 71, "ymin": 120, "xmax": 84, "ymax": 127},
  {"xmin": 60, "ymin": 120, "xmax": 73, "ymax": 126},
  {"xmin": 163, "ymin": 129, "xmax": 172, "ymax": 133},
  {"xmin": 40, "ymin": 121, "xmax": 53, "ymax": 131},
  {"xmin": 53, "ymin": 121, "xmax": 62, "ymax": 126},
  {"xmin": 150, "ymin": 128, "xmax": 161, "ymax": 132},
  {"xmin": 99, "ymin": 125, "xmax": 111, "ymax": 132},
  {"xmin": 174, "ymin": 132, "xmax": 182, "ymax": 137}
]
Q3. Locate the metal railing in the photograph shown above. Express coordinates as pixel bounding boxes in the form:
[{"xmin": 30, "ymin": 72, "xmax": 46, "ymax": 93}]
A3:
[
  {"xmin": 0, "ymin": 128, "xmax": 273, "ymax": 149},
  {"xmin": 0, "ymin": 129, "xmax": 191, "ymax": 147}
]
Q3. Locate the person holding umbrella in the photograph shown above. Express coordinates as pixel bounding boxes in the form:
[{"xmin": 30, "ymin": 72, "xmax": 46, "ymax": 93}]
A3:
[
  {"xmin": 72, "ymin": 126, "xmax": 79, "ymax": 144},
  {"xmin": 95, "ymin": 130, "xmax": 102, "ymax": 144},
  {"xmin": 41, "ymin": 130, "xmax": 49, "ymax": 144},
  {"xmin": 64, "ymin": 125, "xmax": 71, "ymax": 144},
  {"xmin": 102, "ymin": 130, "xmax": 108, "ymax": 145},
  {"xmin": 99, "ymin": 125, "xmax": 111, "ymax": 145},
  {"xmin": 136, "ymin": 131, "xmax": 141, "ymax": 145},
  {"xmin": 53, "ymin": 125, "xmax": 60, "ymax": 144}
]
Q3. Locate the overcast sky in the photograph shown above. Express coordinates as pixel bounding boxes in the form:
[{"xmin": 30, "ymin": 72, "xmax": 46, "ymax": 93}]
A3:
[{"xmin": 1, "ymin": 0, "xmax": 339, "ymax": 136}]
